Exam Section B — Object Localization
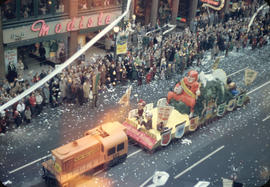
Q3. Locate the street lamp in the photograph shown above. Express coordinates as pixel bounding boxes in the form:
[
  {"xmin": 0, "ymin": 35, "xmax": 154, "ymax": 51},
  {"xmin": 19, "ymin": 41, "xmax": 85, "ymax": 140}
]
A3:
[{"xmin": 113, "ymin": 26, "xmax": 120, "ymax": 62}]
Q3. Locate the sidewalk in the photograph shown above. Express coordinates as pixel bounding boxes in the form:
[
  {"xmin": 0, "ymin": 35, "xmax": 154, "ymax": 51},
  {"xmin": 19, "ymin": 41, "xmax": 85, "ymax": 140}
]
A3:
[{"xmin": 23, "ymin": 46, "xmax": 106, "ymax": 81}]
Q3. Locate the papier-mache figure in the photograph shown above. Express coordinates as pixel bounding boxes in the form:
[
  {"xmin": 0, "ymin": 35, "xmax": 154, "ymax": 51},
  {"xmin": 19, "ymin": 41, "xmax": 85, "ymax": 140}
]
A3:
[
  {"xmin": 227, "ymin": 77, "xmax": 239, "ymax": 96},
  {"xmin": 167, "ymin": 70, "xmax": 200, "ymax": 117},
  {"xmin": 140, "ymin": 111, "xmax": 153, "ymax": 130}
]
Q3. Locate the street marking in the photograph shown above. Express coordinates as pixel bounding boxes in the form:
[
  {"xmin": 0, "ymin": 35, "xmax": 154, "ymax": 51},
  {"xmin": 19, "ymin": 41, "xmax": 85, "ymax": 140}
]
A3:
[
  {"xmin": 8, "ymin": 149, "xmax": 142, "ymax": 174},
  {"xmin": 227, "ymin": 67, "xmax": 248, "ymax": 77},
  {"xmin": 127, "ymin": 149, "xmax": 142, "ymax": 158},
  {"xmin": 174, "ymin": 145, "xmax": 225, "ymax": 179},
  {"xmin": 139, "ymin": 174, "xmax": 154, "ymax": 187},
  {"xmin": 247, "ymin": 80, "xmax": 270, "ymax": 95},
  {"xmin": 8, "ymin": 154, "xmax": 51, "ymax": 174},
  {"xmin": 140, "ymin": 171, "xmax": 169, "ymax": 187},
  {"xmin": 262, "ymin": 115, "xmax": 270, "ymax": 122}
]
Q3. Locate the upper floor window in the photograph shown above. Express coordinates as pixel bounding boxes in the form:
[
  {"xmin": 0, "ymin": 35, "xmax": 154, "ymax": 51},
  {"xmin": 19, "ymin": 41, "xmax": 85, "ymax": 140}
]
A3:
[
  {"xmin": 1, "ymin": 0, "xmax": 16, "ymax": 21},
  {"xmin": 38, "ymin": 0, "xmax": 64, "ymax": 16},
  {"xmin": 21, "ymin": 0, "xmax": 34, "ymax": 18},
  {"xmin": 78, "ymin": 0, "xmax": 122, "ymax": 11},
  {"xmin": 1, "ymin": 0, "xmax": 65, "ymax": 23}
]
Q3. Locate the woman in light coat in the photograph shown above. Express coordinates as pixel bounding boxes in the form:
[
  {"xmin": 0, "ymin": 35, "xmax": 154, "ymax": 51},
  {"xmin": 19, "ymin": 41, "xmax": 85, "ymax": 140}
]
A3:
[{"xmin": 83, "ymin": 79, "xmax": 90, "ymax": 102}]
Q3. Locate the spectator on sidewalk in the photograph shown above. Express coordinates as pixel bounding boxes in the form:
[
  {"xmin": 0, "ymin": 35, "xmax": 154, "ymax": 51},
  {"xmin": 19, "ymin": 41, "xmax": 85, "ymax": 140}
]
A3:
[
  {"xmin": 35, "ymin": 91, "xmax": 43, "ymax": 115},
  {"xmin": 16, "ymin": 100, "xmax": 25, "ymax": 122},
  {"xmin": 24, "ymin": 106, "xmax": 31, "ymax": 123},
  {"xmin": 42, "ymin": 83, "xmax": 50, "ymax": 106},
  {"xmin": 13, "ymin": 110, "xmax": 22, "ymax": 128},
  {"xmin": 39, "ymin": 43, "xmax": 46, "ymax": 66},
  {"xmin": 17, "ymin": 59, "xmax": 24, "ymax": 81},
  {"xmin": 91, "ymin": 67, "xmax": 100, "ymax": 108},
  {"xmin": 83, "ymin": 79, "xmax": 90, "ymax": 103},
  {"xmin": 0, "ymin": 111, "xmax": 7, "ymax": 133},
  {"xmin": 29, "ymin": 92, "xmax": 37, "ymax": 116}
]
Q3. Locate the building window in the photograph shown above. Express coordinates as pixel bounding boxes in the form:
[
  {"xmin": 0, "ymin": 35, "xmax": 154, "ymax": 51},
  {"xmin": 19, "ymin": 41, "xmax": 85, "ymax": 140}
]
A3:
[
  {"xmin": 107, "ymin": 147, "xmax": 115, "ymax": 156},
  {"xmin": 55, "ymin": 0, "xmax": 64, "ymax": 13},
  {"xmin": 117, "ymin": 142, "xmax": 124, "ymax": 152},
  {"xmin": 2, "ymin": 0, "xmax": 65, "ymax": 23},
  {"xmin": 1, "ymin": 0, "xmax": 16, "ymax": 21},
  {"xmin": 78, "ymin": 0, "xmax": 122, "ymax": 11},
  {"xmin": 21, "ymin": 0, "xmax": 34, "ymax": 18},
  {"xmin": 78, "ymin": 0, "xmax": 88, "ymax": 10},
  {"xmin": 38, "ymin": 0, "xmax": 54, "ymax": 15}
]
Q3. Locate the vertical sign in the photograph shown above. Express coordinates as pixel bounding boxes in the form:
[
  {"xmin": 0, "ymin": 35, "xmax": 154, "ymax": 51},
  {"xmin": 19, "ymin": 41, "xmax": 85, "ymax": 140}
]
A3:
[
  {"xmin": 116, "ymin": 32, "xmax": 128, "ymax": 55},
  {"xmin": 4, "ymin": 48, "xmax": 17, "ymax": 73},
  {"xmin": 157, "ymin": 106, "xmax": 174, "ymax": 126}
]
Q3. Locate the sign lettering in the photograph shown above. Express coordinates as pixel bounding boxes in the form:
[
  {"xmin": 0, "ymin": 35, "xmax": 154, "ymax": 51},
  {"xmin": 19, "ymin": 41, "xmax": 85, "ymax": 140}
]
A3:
[
  {"xmin": 31, "ymin": 20, "xmax": 50, "ymax": 37},
  {"xmin": 30, "ymin": 13, "xmax": 113, "ymax": 37}
]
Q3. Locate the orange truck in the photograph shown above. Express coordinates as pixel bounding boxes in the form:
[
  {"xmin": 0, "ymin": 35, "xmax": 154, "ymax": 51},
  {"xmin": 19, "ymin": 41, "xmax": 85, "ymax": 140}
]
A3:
[{"xmin": 42, "ymin": 122, "xmax": 128, "ymax": 187}]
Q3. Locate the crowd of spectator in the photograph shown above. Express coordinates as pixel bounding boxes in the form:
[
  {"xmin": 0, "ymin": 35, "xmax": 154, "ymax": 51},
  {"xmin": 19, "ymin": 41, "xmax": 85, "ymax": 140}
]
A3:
[{"xmin": 1, "ymin": 1, "xmax": 270, "ymax": 134}]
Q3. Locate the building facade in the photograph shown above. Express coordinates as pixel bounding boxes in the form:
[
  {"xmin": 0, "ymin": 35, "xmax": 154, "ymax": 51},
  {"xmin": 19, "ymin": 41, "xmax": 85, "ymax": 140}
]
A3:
[{"xmin": 0, "ymin": 0, "xmax": 124, "ymax": 79}]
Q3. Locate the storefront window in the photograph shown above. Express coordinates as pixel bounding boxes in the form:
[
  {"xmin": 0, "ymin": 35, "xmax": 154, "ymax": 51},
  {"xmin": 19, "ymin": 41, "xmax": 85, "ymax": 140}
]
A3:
[
  {"xmin": 78, "ymin": 0, "xmax": 122, "ymax": 11},
  {"xmin": 1, "ymin": 0, "xmax": 16, "ymax": 21}
]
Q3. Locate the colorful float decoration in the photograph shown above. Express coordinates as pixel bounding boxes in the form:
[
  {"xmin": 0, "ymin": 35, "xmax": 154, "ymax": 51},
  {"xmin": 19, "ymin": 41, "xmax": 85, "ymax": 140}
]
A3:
[{"xmin": 123, "ymin": 69, "xmax": 249, "ymax": 151}]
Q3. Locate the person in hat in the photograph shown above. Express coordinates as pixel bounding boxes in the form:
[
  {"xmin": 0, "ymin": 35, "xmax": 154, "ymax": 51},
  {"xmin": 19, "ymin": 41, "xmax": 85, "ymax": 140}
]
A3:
[{"xmin": 137, "ymin": 99, "xmax": 146, "ymax": 121}]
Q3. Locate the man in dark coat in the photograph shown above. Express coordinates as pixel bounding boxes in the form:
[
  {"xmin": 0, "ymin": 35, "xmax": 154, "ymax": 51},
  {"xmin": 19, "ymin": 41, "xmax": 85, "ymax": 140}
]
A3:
[{"xmin": 39, "ymin": 43, "xmax": 46, "ymax": 66}]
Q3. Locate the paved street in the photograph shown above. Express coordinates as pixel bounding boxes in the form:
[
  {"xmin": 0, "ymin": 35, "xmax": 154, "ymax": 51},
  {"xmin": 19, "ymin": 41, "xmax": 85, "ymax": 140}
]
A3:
[{"xmin": 0, "ymin": 44, "xmax": 270, "ymax": 187}]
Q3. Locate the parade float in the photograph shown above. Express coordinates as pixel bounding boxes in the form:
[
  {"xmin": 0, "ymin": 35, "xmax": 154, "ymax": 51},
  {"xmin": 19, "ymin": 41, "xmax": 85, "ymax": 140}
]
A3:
[{"xmin": 122, "ymin": 69, "xmax": 250, "ymax": 151}]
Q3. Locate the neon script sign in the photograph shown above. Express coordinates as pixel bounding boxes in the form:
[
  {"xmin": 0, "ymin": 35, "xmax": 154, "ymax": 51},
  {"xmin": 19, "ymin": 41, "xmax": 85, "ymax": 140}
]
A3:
[{"xmin": 31, "ymin": 12, "xmax": 111, "ymax": 37}]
